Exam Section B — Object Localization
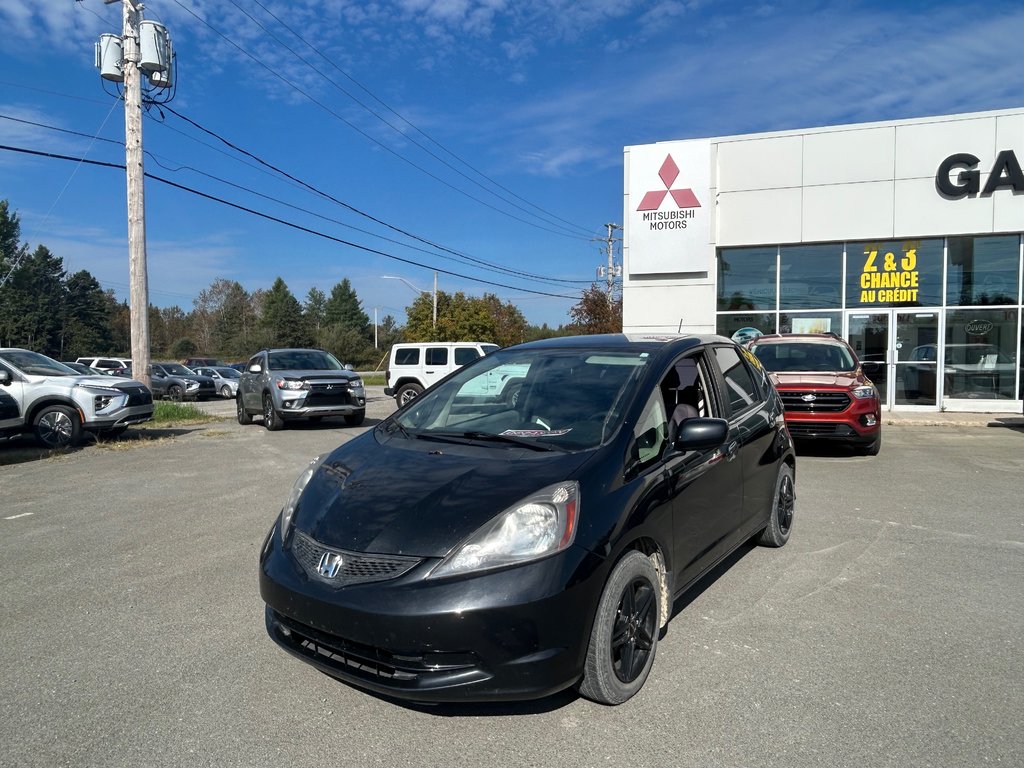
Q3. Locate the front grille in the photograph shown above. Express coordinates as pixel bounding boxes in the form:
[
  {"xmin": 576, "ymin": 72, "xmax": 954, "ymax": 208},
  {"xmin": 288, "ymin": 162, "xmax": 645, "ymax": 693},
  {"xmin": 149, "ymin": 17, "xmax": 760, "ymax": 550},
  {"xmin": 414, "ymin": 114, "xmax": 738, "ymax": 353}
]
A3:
[
  {"xmin": 270, "ymin": 609, "xmax": 480, "ymax": 684},
  {"xmin": 780, "ymin": 390, "xmax": 851, "ymax": 412},
  {"xmin": 114, "ymin": 384, "xmax": 153, "ymax": 406},
  {"xmin": 305, "ymin": 382, "xmax": 351, "ymax": 407},
  {"xmin": 290, "ymin": 530, "xmax": 422, "ymax": 587},
  {"xmin": 786, "ymin": 422, "xmax": 855, "ymax": 438}
]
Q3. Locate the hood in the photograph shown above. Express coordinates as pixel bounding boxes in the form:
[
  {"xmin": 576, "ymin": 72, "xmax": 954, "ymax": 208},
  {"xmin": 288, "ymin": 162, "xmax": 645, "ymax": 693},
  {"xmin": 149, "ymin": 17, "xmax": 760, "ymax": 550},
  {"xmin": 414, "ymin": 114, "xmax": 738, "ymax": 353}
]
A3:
[
  {"xmin": 291, "ymin": 430, "xmax": 591, "ymax": 558},
  {"xmin": 770, "ymin": 371, "xmax": 863, "ymax": 388},
  {"xmin": 273, "ymin": 369, "xmax": 359, "ymax": 381}
]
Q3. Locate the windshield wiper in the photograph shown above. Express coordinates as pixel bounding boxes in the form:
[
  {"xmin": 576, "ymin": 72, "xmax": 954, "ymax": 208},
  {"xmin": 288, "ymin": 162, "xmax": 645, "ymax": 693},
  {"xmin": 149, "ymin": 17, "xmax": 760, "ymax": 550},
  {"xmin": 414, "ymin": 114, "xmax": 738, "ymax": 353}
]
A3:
[
  {"xmin": 428, "ymin": 430, "xmax": 567, "ymax": 452},
  {"xmin": 379, "ymin": 416, "xmax": 416, "ymax": 440}
]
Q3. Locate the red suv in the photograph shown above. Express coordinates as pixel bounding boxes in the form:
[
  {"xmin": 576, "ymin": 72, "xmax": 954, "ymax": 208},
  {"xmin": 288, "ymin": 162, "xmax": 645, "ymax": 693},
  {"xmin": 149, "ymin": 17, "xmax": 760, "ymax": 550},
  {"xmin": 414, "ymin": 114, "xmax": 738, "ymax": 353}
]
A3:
[{"xmin": 748, "ymin": 333, "xmax": 882, "ymax": 455}]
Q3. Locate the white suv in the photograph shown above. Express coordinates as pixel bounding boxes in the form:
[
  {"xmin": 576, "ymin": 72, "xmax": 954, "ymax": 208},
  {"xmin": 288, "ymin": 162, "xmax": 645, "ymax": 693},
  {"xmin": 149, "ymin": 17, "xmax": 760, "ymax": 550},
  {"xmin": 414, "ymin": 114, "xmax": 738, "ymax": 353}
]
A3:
[{"xmin": 384, "ymin": 342, "xmax": 498, "ymax": 405}]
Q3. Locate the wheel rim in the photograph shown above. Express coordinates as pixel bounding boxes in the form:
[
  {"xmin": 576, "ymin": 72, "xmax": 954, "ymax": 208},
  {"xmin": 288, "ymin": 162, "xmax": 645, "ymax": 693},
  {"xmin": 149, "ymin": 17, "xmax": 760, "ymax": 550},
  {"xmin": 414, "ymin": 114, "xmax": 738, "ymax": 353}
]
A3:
[
  {"xmin": 39, "ymin": 410, "xmax": 73, "ymax": 447},
  {"xmin": 777, "ymin": 472, "xmax": 795, "ymax": 533},
  {"xmin": 221, "ymin": 386, "xmax": 231, "ymax": 397},
  {"xmin": 237, "ymin": 398, "xmax": 245, "ymax": 417},
  {"xmin": 169, "ymin": 385, "xmax": 182, "ymax": 401},
  {"xmin": 264, "ymin": 397, "xmax": 273, "ymax": 422},
  {"xmin": 610, "ymin": 577, "xmax": 657, "ymax": 684},
  {"xmin": 399, "ymin": 390, "xmax": 417, "ymax": 406}
]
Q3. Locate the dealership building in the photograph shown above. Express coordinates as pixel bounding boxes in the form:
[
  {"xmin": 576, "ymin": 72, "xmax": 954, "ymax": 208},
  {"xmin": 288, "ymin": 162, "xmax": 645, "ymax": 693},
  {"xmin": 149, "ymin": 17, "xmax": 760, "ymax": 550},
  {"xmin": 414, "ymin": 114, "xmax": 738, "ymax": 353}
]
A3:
[{"xmin": 622, "ymin": 107, "xmax": 1024, "ymax": 412}]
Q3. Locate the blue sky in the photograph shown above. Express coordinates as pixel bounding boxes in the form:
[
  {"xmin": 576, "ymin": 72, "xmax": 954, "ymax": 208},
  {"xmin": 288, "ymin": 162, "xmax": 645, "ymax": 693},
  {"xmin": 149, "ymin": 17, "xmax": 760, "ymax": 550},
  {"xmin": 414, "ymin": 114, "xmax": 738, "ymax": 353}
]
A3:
[{"xmin": 2, "ymin": 0, "xmax": 1023, "ymax": 328}]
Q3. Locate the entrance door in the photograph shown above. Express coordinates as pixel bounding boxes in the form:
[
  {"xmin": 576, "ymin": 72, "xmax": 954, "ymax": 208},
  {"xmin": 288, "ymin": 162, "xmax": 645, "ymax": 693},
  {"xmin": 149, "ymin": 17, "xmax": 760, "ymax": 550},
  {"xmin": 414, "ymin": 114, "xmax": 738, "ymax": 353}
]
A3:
[{"xmin": 847, "ymin": 311, "xmax": 941, "ymax": 408}]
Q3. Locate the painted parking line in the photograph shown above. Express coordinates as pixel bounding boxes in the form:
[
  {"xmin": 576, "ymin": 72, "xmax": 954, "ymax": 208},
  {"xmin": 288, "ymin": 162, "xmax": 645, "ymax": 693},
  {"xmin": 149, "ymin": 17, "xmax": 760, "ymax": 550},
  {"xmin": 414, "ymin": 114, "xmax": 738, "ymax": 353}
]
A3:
[{"xmin": 4, "ymin": 512, "xmax": 34, "ymax": 520}]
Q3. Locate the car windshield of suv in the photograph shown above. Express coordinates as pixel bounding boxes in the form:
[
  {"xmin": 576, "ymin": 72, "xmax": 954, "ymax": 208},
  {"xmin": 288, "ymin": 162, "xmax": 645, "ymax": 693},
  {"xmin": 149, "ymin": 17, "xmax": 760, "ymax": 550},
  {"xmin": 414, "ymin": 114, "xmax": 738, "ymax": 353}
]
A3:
[
  {"xmin": 392, "ymin": 348, "xmax": 649, "ymax": 450},
  {"xmin": 0, "ymin": 350, "xmax": 79, "ymax": 376},
  {"xmin": 161, "ymin": 363, "xmax": 195, "ymax": 376},
  {"xmin": 752, "ymin": 342, "xmax": 856, "ymax": 373},
  {"xmin": 268, "ymin": 350, "xmax": 345, "ymax": 371}
]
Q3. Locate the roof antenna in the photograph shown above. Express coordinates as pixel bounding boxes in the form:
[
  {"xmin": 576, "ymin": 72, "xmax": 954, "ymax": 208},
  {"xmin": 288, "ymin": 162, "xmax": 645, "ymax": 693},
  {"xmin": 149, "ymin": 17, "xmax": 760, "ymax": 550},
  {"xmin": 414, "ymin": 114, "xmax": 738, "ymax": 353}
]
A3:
[{"xmin": 678, "ymin": 319, "xmax": 684, "ymax": 334}]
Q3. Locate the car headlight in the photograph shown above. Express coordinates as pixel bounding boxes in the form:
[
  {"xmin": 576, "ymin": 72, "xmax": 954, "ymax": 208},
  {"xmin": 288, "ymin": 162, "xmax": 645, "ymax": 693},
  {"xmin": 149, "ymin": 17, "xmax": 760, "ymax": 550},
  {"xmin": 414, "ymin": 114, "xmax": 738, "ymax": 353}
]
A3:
[
  {"xmin": 280, "ymin": 454, "xmax": 328, "ymax": 540},
  {"xmin": 186, "ymin": 380, "xmax": 200, "ymax": 390},
  {"xmin": 427, "ymin": 481, "xmax": 580, "ymax": 579},
  {"xmin": 76, "ymin": 383, "xmax": 128, "ymax": 413},
  {"xmin": 275, "ymin": 378, "xmax": 308, "ymax": 391},
  {"xmin": 852, "ymin": 385, "xmax": 877, "ymax": 399},
  {"xmin": 350, "ymin": 378, "xmax": 364, "ymax": 393}
]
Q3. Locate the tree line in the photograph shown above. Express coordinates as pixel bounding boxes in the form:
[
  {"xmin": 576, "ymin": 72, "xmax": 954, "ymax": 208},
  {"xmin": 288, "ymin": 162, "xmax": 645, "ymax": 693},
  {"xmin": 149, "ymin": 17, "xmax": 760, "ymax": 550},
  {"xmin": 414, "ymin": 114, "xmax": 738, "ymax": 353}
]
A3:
[{"xmin": 0, "ymin": 200, "xmax": 622, "ymax": 368}]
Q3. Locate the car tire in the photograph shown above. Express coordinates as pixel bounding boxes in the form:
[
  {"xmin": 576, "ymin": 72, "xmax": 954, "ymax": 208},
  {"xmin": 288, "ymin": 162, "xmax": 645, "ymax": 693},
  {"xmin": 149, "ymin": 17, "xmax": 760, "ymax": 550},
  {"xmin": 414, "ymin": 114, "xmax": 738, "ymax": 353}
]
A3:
[
  {"xmin": 344, "ymin": 410, "xmax": 365, "ymax": 427},
  {"xmin": 396, "ymin": 383, "xmax": 423, "ymax": 407},
  {"xmin": 220, "ymin": 385, "xmax": 233, "ymax": 398},
  {"xmin": 237, "ymin": 396, "xmax": 252, "ymax": 425},
  {"xmin": 33, "ymin": 405, "xmax": 82, "ymax": 449},
  {"xmin": 167, "ymin": 384, "xmax": 183, "ymax": 402},
  {"xmin": 263, "ymin": 394, "xmax": 284, "ymax": 431},
  {"xmin": 861, "ymin": 429, "xmax": 882, "ymax": 456},
  {"xmin": 578, "ymin": 550, "xmax": 660, "ymax": 706},
  {"xmin": 758, "ymin": 463, "xmax": 795, "ymax": 548}
]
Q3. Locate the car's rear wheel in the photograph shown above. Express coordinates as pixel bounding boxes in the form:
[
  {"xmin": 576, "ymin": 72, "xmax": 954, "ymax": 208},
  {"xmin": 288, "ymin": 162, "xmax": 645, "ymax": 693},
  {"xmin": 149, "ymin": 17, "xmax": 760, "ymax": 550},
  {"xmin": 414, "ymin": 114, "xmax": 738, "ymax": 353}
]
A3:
[
  {"xmin": 236, "ymin": 396, "xmax": 252, "ymax": 425},
  {"xmin": 263, "ymin": 394, "xmax": 284, "ymax": 431},
  {"xmin": 578, "ymin": 550, "xmax": 660, "ymax": 705},
  {"xmin": 758, "ymin": 463, "xmax": 795, "ymax": 547},
  {"xmin": 344, "ymin": 410, "xmax": 365, "ymax": 427},
  {"xmin": 396, "ymin": 383, "xmax": 423, "ymax": 407},
  {"xmin": 34, "ymin": 405, "xmax": 82, "ymax": 449}
]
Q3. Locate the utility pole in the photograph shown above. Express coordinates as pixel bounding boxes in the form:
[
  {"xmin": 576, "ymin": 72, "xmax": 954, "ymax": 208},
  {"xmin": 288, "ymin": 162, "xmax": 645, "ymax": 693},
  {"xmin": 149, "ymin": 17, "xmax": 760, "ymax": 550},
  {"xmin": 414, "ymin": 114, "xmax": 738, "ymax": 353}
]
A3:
[
  {"xmin": 595, "ymin": 223, "xmax": 622, "ymax": 298},
  {"xmin": 119, "ymin": 0, "xmax": 150, "ymax": 388}
]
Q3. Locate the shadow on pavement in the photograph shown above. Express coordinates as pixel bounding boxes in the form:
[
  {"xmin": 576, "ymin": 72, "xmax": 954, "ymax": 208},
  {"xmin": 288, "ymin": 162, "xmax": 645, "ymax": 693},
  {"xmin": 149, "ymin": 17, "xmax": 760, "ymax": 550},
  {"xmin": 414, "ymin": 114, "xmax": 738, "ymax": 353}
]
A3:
[{"xmin": 0, "ymin": 427, "xmax": 200, "ymax": 466}]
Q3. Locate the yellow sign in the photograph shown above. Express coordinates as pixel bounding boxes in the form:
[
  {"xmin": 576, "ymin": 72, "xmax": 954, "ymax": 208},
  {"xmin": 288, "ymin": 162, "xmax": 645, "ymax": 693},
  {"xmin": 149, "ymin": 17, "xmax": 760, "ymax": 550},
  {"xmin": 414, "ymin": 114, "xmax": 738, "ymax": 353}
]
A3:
[{"xmin": 860, "ymin": 247, "xmax": 919, "ymax": 303}]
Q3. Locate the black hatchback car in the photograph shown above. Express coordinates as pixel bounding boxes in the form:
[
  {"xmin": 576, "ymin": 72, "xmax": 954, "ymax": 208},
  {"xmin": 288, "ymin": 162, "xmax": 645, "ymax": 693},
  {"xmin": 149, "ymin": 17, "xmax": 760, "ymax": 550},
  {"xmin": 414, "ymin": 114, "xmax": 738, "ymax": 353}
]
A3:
[{"xmin": 259, "ymin": 334, "xmax": 796, "ymax": 705}]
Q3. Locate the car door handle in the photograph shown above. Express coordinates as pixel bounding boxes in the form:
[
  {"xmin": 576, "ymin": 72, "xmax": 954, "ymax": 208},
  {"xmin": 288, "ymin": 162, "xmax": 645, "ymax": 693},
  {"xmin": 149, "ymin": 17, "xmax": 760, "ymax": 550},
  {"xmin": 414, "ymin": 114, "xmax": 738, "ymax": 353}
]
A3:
[{"xmin": 725, "ymin": 440, "xmax": 740, "ymax": 461}]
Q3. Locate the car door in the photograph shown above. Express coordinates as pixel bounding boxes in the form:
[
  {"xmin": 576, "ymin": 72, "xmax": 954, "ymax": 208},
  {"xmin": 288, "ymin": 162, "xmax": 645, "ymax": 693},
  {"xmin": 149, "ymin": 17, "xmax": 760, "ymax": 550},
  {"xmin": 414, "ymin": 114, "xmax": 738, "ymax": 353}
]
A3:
[
  {"xmin": 660, "ymin": 351, "xmax": 745, "ymax": 588},
  {"xmin": 241, "ymin": 353, "xmax": 264, "ymax": 410},
  {"xmin": 0, "ymin": 361, "xmax": 24, "ymax": 432},
  {"xmin": 711, "ymin": 344, "xmax": 778, "ymax": 535}
]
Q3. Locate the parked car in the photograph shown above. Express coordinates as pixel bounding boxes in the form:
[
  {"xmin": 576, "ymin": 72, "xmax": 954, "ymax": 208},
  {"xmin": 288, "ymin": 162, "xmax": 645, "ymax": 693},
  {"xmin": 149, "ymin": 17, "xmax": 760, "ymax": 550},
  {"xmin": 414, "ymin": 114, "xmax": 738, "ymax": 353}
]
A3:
[
  {"xmin": 260, "ymin": 333, "xmax": 796, "ymax": 704},
  {"xmin": 748, "ymin": 333, "xmax": 882, "ymax": 455},
  {"xmin": 384, "ymin": 341, "xmax": 499, "ymax": 406},
  {"xmin": 192, "ymin": 366, "xmax": 241, "ymax": 398},
  {"xmin": 111, "ymin": 364, "xmax": 203, "ymax": 401},
  {"xmin": 184, "ymin": 357, "xmax": 225, "ymax": 369},
  {"xmin": 0, "ymin": 348, "xmax": 153, "ymax": 447},
  {"xmin": 152, "ymin": 362, "xmax": 217, "ymax": 400},
  {"xmin": 63, "ymin": 361, "xmax": 105, "ymax": 376},
  {"xmin": 75, "ymin": 355, "xmax": 132, "ymax": 372},
  {"xmin": 238, "ymin": 348, "xmax": 365, "ymax": 430}
]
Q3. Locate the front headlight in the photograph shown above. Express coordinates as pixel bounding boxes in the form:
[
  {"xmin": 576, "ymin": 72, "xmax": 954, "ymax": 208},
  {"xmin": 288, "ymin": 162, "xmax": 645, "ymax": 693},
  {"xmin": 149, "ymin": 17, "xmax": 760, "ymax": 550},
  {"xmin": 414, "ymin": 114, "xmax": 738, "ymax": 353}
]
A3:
[
  {"xmin": 349, "ymin": 378, "xmax": 364, "ymax": 393},
  {"xmin": 427, "ymin": 481, "xmax": 580, "ymax": 579},
  {"xmin": 852, "ymin": 385, "xmax": 877, "ymax": 399},
  {"xmin": 186, "ymin": 380, "xmax": 200, "ymax": 390},
  {"xmin": 280, "ymin": 454, "xmax": 328, "ymax": 540},
  {"xmin": 76, "ymin": 383, "xmax": 128, "ymax": 413},
  {"xmin": 275, "ymin": 378, "xmax": 308, "ymax": 391}
]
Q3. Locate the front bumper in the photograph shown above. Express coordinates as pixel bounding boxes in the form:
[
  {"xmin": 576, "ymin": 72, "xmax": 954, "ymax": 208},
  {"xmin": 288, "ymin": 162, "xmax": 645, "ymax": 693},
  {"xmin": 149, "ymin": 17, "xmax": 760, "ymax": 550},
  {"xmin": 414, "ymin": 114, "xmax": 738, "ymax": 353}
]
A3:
[
  {"xmin": 275, "ymin": 390, "xmax": 366, "ymax": 419},
  {"xmin": 259, "ymin": 523, "xmax": 604, "ymax": 702},
  {"xmin": 85, "ymin": 403, "xmax": 155, "ymax": 430}
]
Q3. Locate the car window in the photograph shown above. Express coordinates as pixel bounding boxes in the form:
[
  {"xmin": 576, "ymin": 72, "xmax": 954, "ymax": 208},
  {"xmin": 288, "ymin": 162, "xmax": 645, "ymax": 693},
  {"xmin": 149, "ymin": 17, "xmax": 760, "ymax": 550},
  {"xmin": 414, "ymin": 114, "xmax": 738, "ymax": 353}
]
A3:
[
  {"xmin": 630, "ymin": 391, "xmax": 668, "ymax": 469},
  {"xmin": 454, "ymin": 348, "xmax": 480, "ymax": 366},
  {"xmin": 394, "ymin": 348, "xmax": 419, "ymax": 366},
  {"xmin": 426, "ymin": 348, "xmax": 448, "ymax": 366},
  {"xmin": 752, "ymin": 341, "xmax": 856, "ymax": 372},
  {"xmin": 714, "ymin": 346, "xmax": 761, "ymax": 416}
]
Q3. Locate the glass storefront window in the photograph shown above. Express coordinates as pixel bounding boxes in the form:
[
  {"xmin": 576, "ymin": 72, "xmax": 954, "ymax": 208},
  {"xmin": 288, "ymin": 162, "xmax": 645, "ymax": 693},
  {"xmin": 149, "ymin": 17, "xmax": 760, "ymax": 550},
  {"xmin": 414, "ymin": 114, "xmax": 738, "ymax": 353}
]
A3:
[
  {"xmin": 947, "ymin": 235, "xmax": 1020, "ymax": 306},
  {"xmin": 780, "ymin": 312, "xmax": 842, "ymax": 334},
  {"xmin": 717, "ymin": 313, "xmax": 776, "ymax": 343},
  {"xmin": 717, "ymin": 247, "xmax": 777, "ymax": 310},
  {"xmin": 845, "ymin": 239, "xmax": 943, "ymax": 308},
  {"xmin": 943, "ymin": 309, "xmax": 1019, "ymax": 400},
  {"xmin": 779, "ymin": 244, "xmax": 842, "ymax": 309}
]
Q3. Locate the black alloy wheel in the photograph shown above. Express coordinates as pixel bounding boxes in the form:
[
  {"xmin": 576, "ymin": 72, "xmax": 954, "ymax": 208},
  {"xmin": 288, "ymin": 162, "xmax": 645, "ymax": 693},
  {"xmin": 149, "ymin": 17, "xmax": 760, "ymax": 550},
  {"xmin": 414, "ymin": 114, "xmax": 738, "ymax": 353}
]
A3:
[
  {"xmin": 263, "ymin": 394, "xmax": 284, "ymax": 431},
  {"xmin": 611, "ymin": 577, "xmax": 658, "ymax": 684},
  {"xmin": 236, "ymin": 395, "xmax": 252, "ymax": 425},
  {"xmin": 167, "ymin": 384, "xmax": 183, "ymax": 402},
  {"xmin": 759, "ymin": 463, "xmax": 795, "ymax": 547}
]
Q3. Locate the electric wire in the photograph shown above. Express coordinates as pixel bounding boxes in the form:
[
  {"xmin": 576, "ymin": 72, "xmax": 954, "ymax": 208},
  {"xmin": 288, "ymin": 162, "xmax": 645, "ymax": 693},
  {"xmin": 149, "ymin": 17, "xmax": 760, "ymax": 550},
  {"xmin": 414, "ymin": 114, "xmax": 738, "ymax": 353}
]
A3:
[
  {"xmin": 0, "ymin": 144, "xmax": 581, "ymax": 300},
  {"xmin": 226, "ymin": 0, "xmax": 593, "ymax": 239},
  {"xmin": 165, "ymin": 0, "xmax": 589, "ymax": 242}
]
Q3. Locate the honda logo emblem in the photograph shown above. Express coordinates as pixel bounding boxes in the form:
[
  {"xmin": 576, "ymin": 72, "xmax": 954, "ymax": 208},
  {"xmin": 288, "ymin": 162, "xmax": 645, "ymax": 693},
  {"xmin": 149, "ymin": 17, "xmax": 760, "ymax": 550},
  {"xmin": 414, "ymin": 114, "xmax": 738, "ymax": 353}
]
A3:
[{"xmin": 317, "ymin": 551, "xmax": 344, "ymax": 579}]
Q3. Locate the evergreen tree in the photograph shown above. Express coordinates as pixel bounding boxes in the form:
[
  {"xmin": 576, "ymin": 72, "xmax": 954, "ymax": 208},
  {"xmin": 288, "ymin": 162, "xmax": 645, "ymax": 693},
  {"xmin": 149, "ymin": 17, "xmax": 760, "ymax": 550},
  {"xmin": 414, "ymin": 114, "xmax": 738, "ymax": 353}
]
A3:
[
  {"xmin": 62, "ymin": 271, "xmax": 114, "ymax": 358},
  {"xmin": 304, "ymin": 287, "xmax": 327, "ymax": 337},
  {"xmin": 1, "ymin": 245, "xmax": 66, "ymax": 354},
  {"xmin": 260, "ymin": 277, "xmax": 310, "ymax": 347},
  {"xmin": 324, "ymin": 278, "xmax": 370, "ymax": 339}
]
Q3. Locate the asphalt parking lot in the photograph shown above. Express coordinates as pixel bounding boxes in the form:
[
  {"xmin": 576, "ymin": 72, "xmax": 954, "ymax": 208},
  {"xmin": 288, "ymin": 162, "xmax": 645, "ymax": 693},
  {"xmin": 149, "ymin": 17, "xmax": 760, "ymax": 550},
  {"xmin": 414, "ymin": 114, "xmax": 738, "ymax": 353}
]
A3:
[{"xmin": 1, "ymin": 392, "xmax": 1022, "ymax": 768}]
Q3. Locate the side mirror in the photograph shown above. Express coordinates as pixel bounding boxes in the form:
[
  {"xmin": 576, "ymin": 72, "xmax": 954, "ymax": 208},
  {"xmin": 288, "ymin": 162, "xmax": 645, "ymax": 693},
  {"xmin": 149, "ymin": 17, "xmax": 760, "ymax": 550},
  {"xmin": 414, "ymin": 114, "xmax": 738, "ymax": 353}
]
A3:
[
  {"xmin": 673, "ymin": 417, "xmax": 729, "ymax": 451},
  {"xmin": 248, "ymin": 364, "xmax": 262, "ymax": 374},
  {"xmin": 0, "ymin": 369, "xmax": 10, "ymax": 385}
]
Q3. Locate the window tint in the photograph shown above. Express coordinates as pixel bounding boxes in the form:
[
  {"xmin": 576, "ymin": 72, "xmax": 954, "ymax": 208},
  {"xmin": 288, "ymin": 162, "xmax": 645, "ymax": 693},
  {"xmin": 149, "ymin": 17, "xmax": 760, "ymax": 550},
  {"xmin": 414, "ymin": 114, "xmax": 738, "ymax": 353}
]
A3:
[
  {"xmin": 394, "ymin": 348, "xmax": 419, "ymax": 366},
  {"xmin": 714, "ymin": 346, "xmax": 760, "ymax": 415},
  {"xmin": 426, "ymin": 348, "xmax": 448, "ymax": 366},
  {"xmin": 454, "ymin": 348, "xmax": 479, "ymax": 365},
  {"xmin": 630, "ymin": 391, "xmax": 668, "ymax": 469}
]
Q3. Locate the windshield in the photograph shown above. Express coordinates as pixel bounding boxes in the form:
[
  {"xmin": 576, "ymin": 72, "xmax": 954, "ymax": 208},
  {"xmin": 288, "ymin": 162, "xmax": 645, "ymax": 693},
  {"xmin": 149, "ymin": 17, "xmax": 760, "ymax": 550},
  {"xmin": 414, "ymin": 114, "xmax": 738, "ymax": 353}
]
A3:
[
  {"xmin": 751, "ymin": 341, "xmax": 856, "ymax": 372},
  {"xmin": 161, "ymin": 363, "xmax": 195, "ymax": 376},
  {"xmin": 0, "ymin": 350, "xmax": 79, "ymax": 377},
  {"xmin": 268, "ymin": 350, "xmax": 345, "ymax": 371},
  {"xmin": 394, "ymin": 347, "xmax": 650, "ymax": 451},
  {"xmin": 214, "ymin": 367, "xmax": 241, "ymax": 378}
]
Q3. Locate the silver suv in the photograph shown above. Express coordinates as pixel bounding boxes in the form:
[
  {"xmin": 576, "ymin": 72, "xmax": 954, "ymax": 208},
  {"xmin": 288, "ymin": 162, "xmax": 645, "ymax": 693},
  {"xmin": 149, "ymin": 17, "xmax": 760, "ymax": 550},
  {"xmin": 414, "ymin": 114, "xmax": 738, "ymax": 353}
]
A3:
[
  {"xmin": 0, "ymin": 348, "xmax": 153, "ymax": 447},
  {"xmin": 237, "ymin": 348, "xmax": 365, "ymax": 430}
]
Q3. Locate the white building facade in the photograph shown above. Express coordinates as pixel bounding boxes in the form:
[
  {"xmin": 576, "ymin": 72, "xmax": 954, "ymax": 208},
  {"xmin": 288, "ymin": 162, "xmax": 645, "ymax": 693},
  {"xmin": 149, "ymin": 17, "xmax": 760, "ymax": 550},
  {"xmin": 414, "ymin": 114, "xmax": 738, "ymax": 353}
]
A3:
[{"xmin": 623, "ymin": 107, "xmax": 1024, "ymax": 412}]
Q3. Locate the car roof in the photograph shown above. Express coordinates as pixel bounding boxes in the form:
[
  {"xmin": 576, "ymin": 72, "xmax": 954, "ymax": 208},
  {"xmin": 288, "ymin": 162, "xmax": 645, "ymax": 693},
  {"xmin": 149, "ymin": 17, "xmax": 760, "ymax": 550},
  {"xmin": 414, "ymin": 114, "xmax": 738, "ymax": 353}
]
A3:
[
  {"xmin": 511, "ymin": 333, "xmax": 722, "ymax": 354},
  {"xmin": 750, "ymin": 333, "xmax": 848, "ymax": 345}
]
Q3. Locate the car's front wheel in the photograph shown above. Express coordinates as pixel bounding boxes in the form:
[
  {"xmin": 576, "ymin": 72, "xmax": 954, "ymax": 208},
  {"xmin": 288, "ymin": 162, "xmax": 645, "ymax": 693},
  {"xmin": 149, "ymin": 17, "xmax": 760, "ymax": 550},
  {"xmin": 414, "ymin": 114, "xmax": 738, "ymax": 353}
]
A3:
[
  {"xmin": 220, "ymin": 385, "xmax": 233, "ymax": 398},
  {"xmin": 263, "ymin": 394, "xmax": 284, "ymax": 431},
  {"xmin": 578, "ymin": 550, "xmax": 661, "ymax": 705},
  {"xmin": 758, "ymin": 463, "xmax": 795, "ymax": 547},
  {"xmin": 34, "ymin": 405, "xmax": 82, "ymax": 449},
  {"xmin": 344, "ymin": 410, "xmax": 365, "ymax": 427},
  {"xmin": 167, "ymin": 384, "xmax": 183, "ymax": 402},
  {"xmin": 237, "ymin": 395, "xmax": 252, "ymax": 425},
  {"xmin": 861, "ymin": 428, "xmax": 882, "ymax": 456}
]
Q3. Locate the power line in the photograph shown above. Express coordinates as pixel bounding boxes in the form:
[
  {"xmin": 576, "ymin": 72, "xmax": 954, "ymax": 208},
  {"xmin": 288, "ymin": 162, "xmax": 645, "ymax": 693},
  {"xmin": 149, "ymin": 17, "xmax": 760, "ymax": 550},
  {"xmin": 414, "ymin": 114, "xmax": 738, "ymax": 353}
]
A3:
[
  {"xmin": 0, "ymin": 144, "xmax": 581, "ymax": 300},
  {"xmin": 228, "ymin": 0, "xmax": 594, "ymax": 239},
  {"xmin": 165, "ymin": 0, "xmax": 590, "ymax": 242}
]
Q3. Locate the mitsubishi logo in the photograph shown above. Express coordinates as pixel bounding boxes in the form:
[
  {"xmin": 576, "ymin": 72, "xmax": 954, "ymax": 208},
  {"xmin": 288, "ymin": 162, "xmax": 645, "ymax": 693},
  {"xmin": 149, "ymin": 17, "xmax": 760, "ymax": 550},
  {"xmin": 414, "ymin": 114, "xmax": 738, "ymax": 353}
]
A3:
[
  {"xmin": 317, "ymin": 551, "xmax": 344, "ymax": 579},
  {"xmin": 637, "ymin": 155, "xmax": 702, "ymax": 211}
]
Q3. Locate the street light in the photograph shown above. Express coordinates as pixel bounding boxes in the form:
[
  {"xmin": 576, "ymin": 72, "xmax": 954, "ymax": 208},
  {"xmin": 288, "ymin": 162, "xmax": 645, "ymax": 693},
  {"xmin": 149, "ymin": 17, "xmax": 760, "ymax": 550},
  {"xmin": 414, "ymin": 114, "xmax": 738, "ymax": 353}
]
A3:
[{"xmin": 381, "ymin": 273, "xmax": 437, "ymax": 329}]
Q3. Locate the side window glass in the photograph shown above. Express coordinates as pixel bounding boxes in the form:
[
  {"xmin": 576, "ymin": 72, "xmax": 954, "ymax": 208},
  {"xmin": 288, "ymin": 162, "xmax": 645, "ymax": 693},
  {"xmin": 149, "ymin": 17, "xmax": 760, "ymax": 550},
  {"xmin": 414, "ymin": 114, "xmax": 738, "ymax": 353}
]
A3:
[
  {"xmin": 426, "ymin": 348, "xmax": 448, "ymax": 366},
  {"xmin": 714, "ymin": 346, "xmax": 761, "ymax": 416},
  {"xmin": 629, "ymin": 391, "xmax": 668, "ymax": 471},
  {"xmin": 394, "ymin": 348, "xmax": 419, "ymax": 366},
  {"xmin": 454, "ymin": 348, "xmax": 478, "ymax": 366}
]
